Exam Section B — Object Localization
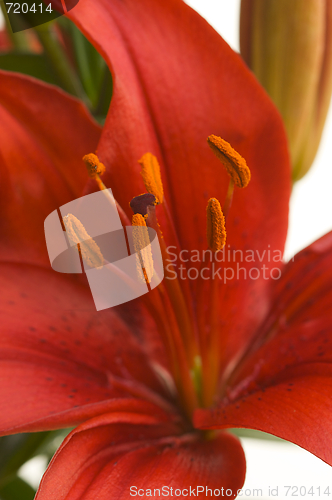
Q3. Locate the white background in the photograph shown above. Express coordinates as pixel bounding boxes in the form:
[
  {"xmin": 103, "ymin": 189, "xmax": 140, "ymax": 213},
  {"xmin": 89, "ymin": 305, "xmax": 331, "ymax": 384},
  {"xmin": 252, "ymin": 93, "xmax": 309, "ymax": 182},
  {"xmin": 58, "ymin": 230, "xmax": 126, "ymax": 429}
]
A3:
[{"xmin": 1, "ymin": 1, "xmax": 332, "ymax": 496}]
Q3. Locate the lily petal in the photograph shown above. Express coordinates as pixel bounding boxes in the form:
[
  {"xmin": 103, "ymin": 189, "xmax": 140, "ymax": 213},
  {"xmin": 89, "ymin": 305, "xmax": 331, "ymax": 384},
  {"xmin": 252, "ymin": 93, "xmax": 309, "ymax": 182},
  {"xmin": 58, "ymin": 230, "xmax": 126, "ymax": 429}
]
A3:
[
  {"xmin": 195, "ymin": 233, "xmax": 332, "ymax": 465},
  {"xmin": 68, "ymin": 0, "xmax": 290, "ymax": 255},
  {"xmin": 195, "ymin": 365, "xmax": 332, "ymax": 466},
  {"xmin": 226, "ymin": 232, "xmax": 332, "ymax": 390},
  {"xmin": 0, "ymin": 71, "xmax": 101, "ymax": 266},
  {"xmin": 0, "ymin": 263, "xmax": 170, "ymax": 434},
  {"xmin": 36, "ymin": 411, "xmax": 245, "ymax": 500}
]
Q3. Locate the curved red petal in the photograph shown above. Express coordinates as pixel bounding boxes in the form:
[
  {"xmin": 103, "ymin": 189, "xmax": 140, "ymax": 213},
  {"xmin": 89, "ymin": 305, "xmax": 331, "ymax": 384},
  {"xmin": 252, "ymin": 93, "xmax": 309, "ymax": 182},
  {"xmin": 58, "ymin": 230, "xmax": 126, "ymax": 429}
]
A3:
[
  {"xmin": 36, "ymin": 412, "xmax": 245, "ymax": 500},
  {"xmin": 196, "ymin": 233, "xmax": 332, "ymax": 465},
  {"xmin": 0, "ymin": 71, "xmax": 101, "ymax": 266},
  {"xmin": 195, "ymin": 365, "xmax": 332, "ymax": 466},
  {"xmin": 68, "ymin": 0, "xmax": 290, "ymax": 255},
  {"xmin": 225, "ymin": 231, "xmax": 332, "ymax": 394},
  {"xmin": 0, "ymin": 263, "xmax": 171, "ymax": 434}
]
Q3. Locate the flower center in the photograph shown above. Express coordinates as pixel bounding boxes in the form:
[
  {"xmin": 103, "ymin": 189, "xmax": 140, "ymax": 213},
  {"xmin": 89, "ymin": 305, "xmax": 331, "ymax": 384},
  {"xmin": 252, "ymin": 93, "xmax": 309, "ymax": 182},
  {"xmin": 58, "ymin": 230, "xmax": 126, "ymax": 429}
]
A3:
[{"xmin": 82, "ymin": 137, "xmax": 250, "ymax": 418}]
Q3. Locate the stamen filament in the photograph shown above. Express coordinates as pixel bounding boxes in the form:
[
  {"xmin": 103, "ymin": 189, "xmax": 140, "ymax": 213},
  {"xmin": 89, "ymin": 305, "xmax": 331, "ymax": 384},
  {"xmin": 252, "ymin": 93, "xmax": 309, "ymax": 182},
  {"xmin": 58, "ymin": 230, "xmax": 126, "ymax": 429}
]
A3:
[
  {"xmin": 194, "ymin": 257, "xmax": 220, "ymax": 408},
  {"xmin": 195, "ymin": 256, "xmax": 225, "ymax": 408},
  {"xmin": 195, "ymin": 259, "xmax": 212, "ymax": 404},
  {"xmin": 146, "ymin": 204, "xmax": 200, "ymax": 367},
  {"xmin": 94, "ymin": 175, "xmax": 131, "ymax": 226},
  {"xmin": 162, "ymin": 198, "xmax": 197, "ymax": 323},
  {"xmin": 197, "ymin": 198, "xmax": 227, "ymax": 406},
  {"xmin": 223, "ymin": 179, "xmax": 235, "ymax": 220},
  {"xmin": 83, "ymin": 153, "xmax": 130, "ymax": 226},
  {"xmin": 204, "ymin": 268, "xmax": 223, "ymax": 407},
  {"xmin": 152, "ymin": 284, "xmax": 199, "ymax": 417}
]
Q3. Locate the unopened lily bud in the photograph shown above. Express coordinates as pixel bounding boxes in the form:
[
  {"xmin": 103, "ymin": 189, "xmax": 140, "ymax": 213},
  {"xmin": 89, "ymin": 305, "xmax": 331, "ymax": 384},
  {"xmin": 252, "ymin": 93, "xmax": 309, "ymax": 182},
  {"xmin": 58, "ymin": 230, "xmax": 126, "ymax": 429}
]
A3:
[{"xmin": 240, "ymin": 0, "xmax": 332, "ymax": 181}]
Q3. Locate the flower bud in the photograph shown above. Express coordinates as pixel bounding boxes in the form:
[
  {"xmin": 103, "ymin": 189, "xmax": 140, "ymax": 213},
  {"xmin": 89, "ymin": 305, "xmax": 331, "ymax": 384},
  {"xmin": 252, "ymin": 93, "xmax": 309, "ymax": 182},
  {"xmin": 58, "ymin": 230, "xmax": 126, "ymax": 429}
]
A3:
[{"xmin": 240, "ymin": 0, "xmax": 332, "ymax": 181}]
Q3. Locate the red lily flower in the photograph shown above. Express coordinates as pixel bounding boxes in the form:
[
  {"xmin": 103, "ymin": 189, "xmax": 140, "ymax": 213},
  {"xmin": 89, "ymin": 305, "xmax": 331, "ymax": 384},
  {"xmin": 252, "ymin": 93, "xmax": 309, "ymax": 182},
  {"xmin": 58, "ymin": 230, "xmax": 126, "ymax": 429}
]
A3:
[{"xmin": 1, "ymin": 0, "xmax": 331, "ymax": 498}]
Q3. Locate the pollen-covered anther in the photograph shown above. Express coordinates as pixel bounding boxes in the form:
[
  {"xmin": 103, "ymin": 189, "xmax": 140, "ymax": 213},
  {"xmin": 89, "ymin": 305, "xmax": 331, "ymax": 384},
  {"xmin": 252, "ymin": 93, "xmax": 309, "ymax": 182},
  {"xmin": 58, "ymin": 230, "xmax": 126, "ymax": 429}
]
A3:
[
  {"xmin": 139, "ymin": 152, "xmax": 164, "ymax": 203},
  {"xmin": 207, "ymin": 135, "xmax": 251, "ymax": 188},
  {"xmin": 132, "ymin": 214, "xmax": 154, "ymax": 284},
  {"xmin": 83, "ymin": 153, "xmax": 106, "ymax": 179},
  {"xmin": 206, "ymin": 198, "xmax": 226, "ymax": 252},
  {"xmin": 62, "ymin": 214, "xmax": 104, "ymax": 269}
]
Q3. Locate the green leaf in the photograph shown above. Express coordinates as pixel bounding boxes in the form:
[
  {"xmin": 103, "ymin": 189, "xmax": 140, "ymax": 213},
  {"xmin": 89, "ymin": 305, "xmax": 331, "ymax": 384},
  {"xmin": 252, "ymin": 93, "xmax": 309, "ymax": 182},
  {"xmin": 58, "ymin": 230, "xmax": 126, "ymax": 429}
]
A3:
[
  {"xmin": 57, "ymin": 17, "xmax": 112, "ymax": 117},
  {"xmin": 34, "ymin": 23, "xmax": 87, "ymax": 100},
  {"xmin": 0, "ymin": 432, "xmax": 52, "ymax": 485},
  {"xmin": 0, "ymin": 52, "xmax": 62, "ymax": 87},
  {"xmin": 0, "ymin": 476, "xmax": 35, "ymax": 500},
  {"xmin": 93, "ymin": 65, "xmax": 113, "ymax": 124}
]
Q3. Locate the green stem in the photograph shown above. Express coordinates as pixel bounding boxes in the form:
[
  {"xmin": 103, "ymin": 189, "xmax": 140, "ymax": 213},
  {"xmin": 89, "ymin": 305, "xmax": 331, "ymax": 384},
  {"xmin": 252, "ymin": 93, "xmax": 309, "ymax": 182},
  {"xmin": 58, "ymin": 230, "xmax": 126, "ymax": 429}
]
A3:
[
  {"xmin": 34, "ymin": 23, "xmax": 87, "ymax": 101},
  {"xmin": 93, "ymin": 64, "xmax": 113, "ymax": 119},
  {"xmin": 70, "ymin": 23, "xmax": 95, "ymax": 102}
]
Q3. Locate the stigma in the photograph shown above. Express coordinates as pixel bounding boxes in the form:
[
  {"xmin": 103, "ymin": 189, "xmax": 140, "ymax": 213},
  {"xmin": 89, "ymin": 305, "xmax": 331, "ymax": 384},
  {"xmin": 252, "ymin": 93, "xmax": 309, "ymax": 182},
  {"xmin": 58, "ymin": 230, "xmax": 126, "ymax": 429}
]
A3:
[
  {"xmin": 207, "ymin": 135, "xmax": 251, "ymax": 188},
  {"xmin": 130, "ymin": 193, "xmax": 157, "ymax": 216}
]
